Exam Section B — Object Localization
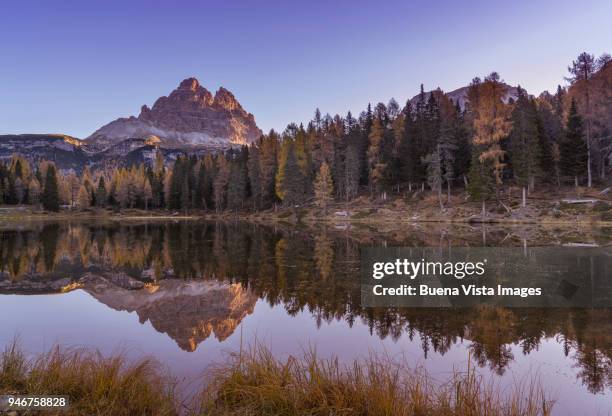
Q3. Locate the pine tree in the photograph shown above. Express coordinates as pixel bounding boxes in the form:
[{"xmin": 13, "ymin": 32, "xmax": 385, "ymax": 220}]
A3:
[
  {"xmin": 452, "ymin": 103, "xmax": 471, "ymax": 186},
  {"xmin": 77, "ymin": 185, "xmax": 90, "ymax": 209},
  {"xmin": 276, "ymin": 140, "xmax": 305, "ymax": 206},
  {"xmin": 314, "ymin": 162, "xmax": 334, "ymax": 214},
  {"xmin": 247, "ymin": 144, "xmax": 262, "ymax": 210},
  {"xmin": 42, "ymin": 165, "xmax": 60, "ymax": 212},
  {"xmin": 471, "ymin": 72, "xmax": 512, "ymax": 199},
  {"xmin": 152, "ymin": 151, "xmax": 165, "ymax": 208},
  {"xmin": 343, "ymin": 129, "xmax": 361, "ymax": 202},
  {"xmin": 438, "ymin": 99, "xmax": 459, "ymax": 202},
  {"xmin": 259, "ymin": 131, "xmax": 279, "ymax": 208},
  {"xmin": 560, "ymin": 99, "xmax": 588, "ymax": 187},
  {"xmin": 227, "ymin": 156, "xmax": 248, "ymax": 211},
  {"xmin": 193, "ymin": 161, "xmax": 207, "ymax": 209},
  {"xmin": 367, "ymin": 118, "xmax": 386, "ymax": 196},
  {"xmin": 467, "ymin": 151, "xmax": 494, "ymax": 217},
  {"xmin": 508, "ymin": 88, "xmax": 541, "ymax": 206},
  {"xmin": 566, "ymin": 52, "xmax": 597, "ymax": 187},
  {"xmin": 143, "ymin": 178, "xmax": 152, "ymax": 210},
  {"xmin": 28, "ymin": 179, "xmax": 41, "ymax": 207},
  {"xmin": 213, "ymin": 155, "xmax": 230, "ymax": 211},
  {"xmin": 96, "ymin": 176, "xmax": 107, "ymax": 207},
  {"xmin": 180, "ymin": 177, "xmax": 190, "ymax": 212},
  {"xmin": 422, "ymin": 145, "xmax": 443, "ymax": 210}
]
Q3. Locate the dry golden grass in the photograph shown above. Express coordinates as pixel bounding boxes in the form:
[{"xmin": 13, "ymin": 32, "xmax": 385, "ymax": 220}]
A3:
[
  {"xmin": 0, "ymin": 340, "xmax": 177, "ymax": 416},
  {"xmin": 1, "ymin": 340, "xmax": 554, "ymax": 416},
  {"xmin": 197, "ymin": 344, "xmax": 554, "ymax": 416}
]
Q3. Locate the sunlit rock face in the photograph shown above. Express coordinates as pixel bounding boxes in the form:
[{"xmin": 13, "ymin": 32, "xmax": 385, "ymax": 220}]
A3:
[
  {"xmin": 81, "ymin": 275, "xmax": 258, "ymax": 351},
  {"xmin": 86, "ymin": 78, "xmax": 262, "ymax": 151}
]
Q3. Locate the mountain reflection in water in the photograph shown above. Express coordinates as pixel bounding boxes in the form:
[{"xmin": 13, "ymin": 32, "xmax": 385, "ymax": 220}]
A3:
[{"xmin": 0, "ymin": 220, "xmax": 611, "ymax": 395}]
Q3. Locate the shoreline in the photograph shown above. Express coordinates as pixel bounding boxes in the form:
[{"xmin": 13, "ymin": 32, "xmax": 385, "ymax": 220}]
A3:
[
  {"xmin": 1, "ymin": 207, "xmax": 611, "ymax": 227},
  {"xmin": 3, "ymin": 184, "xmax": 612, "ymax": 226}
]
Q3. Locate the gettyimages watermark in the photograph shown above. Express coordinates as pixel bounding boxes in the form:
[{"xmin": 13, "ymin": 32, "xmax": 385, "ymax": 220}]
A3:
[{"xmin": 361, "ymin": 247, "xmax": 612, "ymax": 308}]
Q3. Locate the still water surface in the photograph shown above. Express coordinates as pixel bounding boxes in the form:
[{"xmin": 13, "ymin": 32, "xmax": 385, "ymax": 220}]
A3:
[{"xmin": 0, "ymin": 221, "xmax": 610, "ymax": 415}]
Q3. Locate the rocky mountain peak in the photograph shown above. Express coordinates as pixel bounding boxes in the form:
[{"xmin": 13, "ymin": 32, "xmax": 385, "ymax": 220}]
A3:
[
  {"xmin": 179, "ymin": 77, "xmax": 201, "ymax": 91},
  {"xmin": 85, "ymin": 77, "xmax": 261, "ymax": 150},
  {"xmin": 214, "ymin": 87, "xmax": 241, "ymax": 110}
]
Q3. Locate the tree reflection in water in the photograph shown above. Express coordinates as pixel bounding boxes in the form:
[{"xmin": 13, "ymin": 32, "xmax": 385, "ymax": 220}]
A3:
[{"xmin": 0, "ymin": 220, "xmax": 610, "ymax": 394}]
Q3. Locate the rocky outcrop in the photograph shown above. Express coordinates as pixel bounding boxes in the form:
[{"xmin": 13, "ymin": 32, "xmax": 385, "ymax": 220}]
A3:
[{"xmin": 86, "ymin": 78, "xmax": 262, "ymax": 150}]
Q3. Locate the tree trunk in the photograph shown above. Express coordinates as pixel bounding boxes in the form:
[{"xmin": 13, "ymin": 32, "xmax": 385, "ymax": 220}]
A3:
[
  {"xmin": 586, "ymin": 78, "xmax": 592, "ymax": 187},
  {"xmin": 575, "ymin": 176, "xmax": 579, "ymax": 188},
  {"xmin": 447, "ymin": 181, "xmax": 451, "ymax": 205},
  {"xmin": 522, "ymin": 186, "xmax": 526, "ymax": 208},
  {"xmin": 481, "ymin": 200, "xmax": 486, "ymax": 219},
  {"xmin": 587, "ymin": 137, "xmax": 592, "ymax": 187}
]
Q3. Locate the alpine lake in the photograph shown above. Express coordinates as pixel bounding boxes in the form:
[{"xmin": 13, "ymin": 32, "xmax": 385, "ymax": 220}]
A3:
[{"xmin": 0, "ymin": 219, "xmax": 611, "ymax": 415}]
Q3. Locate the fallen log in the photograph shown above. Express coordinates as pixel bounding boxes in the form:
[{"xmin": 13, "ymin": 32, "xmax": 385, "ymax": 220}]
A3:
[{"xmin": 560, "ymin": 199, "xmax": 597, "ymax": 204}]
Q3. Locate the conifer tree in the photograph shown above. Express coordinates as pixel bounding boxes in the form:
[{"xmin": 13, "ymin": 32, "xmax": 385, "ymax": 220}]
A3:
[
  {"xmin": 452, "ymin": 103, "xmax": 471, "ymax": 186},
  {"xmin": 96, "ymin": 176, "xmax": 107, "ymax": 207},
  {"xmin": 367, "ymin": 118, "xmax": 386, "ymax": 196},
  {"xmin": 247, "ymin": 144, "xmax": 262, "ymax": 210},
  {"xmin": 42, "ymin": 164, "xmax": 60, "ymax": 212},
  {"xmin": 143, "ymin": 178, "xmax": 152, "ymax": 210},
  {"xmin": 77, "ymin": 185, "xmax": 90, "ymax": 209},
  {"xmin": 422, "ymin": 145, "xmax": 443, "ymax": 210},
  {"xmin": 227, "ymin": 155, "xmax": 248, "ymax": 211},
  {"xmin": 560, "ymin": 99, "xmax": 588, "ymax": 187},
  {"xmin": 213, "ymin": 155, "xmax": 230, "ymax": 211},
  {"xmin": 314, "ymin": 162, "xmax": 334, "ymax": 214},
  {"xmin": 471, "ymin": 72, "xmax": 512, "ymax": 199},
  {"xmin": 276, "ymin": 140, "xmax": 305, "ymax": 206},
  {"xmin": 28, "ymin": 179, "xmax": 41, "ymax": 207},
  {"xmin": 566, "ymin": 52, "xmax": 597, "ymax": 187},
  {"xmin": 467, "ymin": 152, "xmax": 494, "ymax": 217},
  {"xmin": 259, "ymin": 131, "xmax": 279, "ymax": 208},
  {"xmin": 508, "ymin": 88, "xmax": 541, "ymax": 206}
]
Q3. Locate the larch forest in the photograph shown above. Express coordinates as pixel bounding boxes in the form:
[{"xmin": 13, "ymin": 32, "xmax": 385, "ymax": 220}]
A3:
[{"xmin": 1, "ymin": 52, "xmax": 610, "ymax": 215}]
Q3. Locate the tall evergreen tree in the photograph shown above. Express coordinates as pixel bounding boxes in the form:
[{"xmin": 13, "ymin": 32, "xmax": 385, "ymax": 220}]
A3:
[
  {"xmin": 367, "ymin": 118, "xmax": 387, "ymax": 196},
  {"xmin": 471, "ymin": 72, "xmax": 512, "ymax": 199},
  {"xmin": 508, "ymin": 88, "xmax": 541, "ymax": 205},
  {"xmin": 227, "ymin": 153, "xmax": 248, "ymax": 211},
  {"xmin": 560, "ymin": 99, "xmax": 588, "ymax": 187},
  {"xmin": 96, "ymin": 176, "xmax": 107, "ymax": 207},
  {"xmin": 42, "ymin": 164, "xmax": 60, "ymax": 212},
  {"xmin": 314, "ymin": 162, "xmax": 334, "ymax": 214},
  {"xmin": 276, "ymin": 140, "xmax": 305, "ymax": 206}
]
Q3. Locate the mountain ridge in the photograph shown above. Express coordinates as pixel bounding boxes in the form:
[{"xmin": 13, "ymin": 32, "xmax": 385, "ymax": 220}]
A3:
[{"xmin": 85, "ymin": 77, "xmax": 262, "ymax": 151}]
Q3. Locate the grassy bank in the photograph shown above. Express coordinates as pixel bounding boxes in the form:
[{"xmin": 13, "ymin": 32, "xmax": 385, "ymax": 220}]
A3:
[
  {"xmin": 0, "ymin": 341, "xmax": 177, "ymax": 415},
  {"xmin": 1, "ymin": 342, "xmax": 553, "ymax": 416}
]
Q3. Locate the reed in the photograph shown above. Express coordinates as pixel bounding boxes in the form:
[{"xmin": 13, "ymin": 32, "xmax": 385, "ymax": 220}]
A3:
[
  {"xmin": 0, "ymin": 340, "xmax": 177, "ymax": 416},
  {"xmin": 198, "ymin": 344, "xmax": 554, "ymax": 416},
  {"xmin": 1, "ymin": 340, "xmax": 554, "ymax": 416}
]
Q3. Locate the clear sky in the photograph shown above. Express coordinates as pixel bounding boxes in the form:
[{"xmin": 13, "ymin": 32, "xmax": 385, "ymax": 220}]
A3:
[{"xmin": 1, "ymin": 0, "xmax": 610, "ymax": 138}]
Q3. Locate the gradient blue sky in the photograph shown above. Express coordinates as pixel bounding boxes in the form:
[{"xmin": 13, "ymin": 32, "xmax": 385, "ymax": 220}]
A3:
[{"xmin": 1, "ymin": 0, "xmax": 610, "ymax": 138}]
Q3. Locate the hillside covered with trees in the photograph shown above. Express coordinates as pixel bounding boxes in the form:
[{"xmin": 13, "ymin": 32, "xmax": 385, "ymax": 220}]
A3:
[{"xmin": 0, "ymin": 52, "xmax": 610, "ymax": 217}]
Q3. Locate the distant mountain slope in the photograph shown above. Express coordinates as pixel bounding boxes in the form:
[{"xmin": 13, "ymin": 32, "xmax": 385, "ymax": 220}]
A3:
[
  {"xmin": 410, "ymin": 83, "xmax": 524, "ymax": 109},
  {"xmin": 0, "ymin": 134, "xmax": 90, "ymax": 171},
  {"xmin": 85, "ymin": 78, "xmax": 262, "ymax": 151}
]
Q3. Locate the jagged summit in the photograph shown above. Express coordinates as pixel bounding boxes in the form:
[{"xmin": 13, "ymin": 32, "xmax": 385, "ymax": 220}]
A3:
[{"xmin": 86, "ymin": 77, "xmax": 261, "ymax": 151}]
